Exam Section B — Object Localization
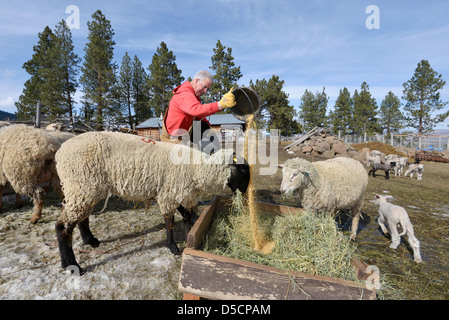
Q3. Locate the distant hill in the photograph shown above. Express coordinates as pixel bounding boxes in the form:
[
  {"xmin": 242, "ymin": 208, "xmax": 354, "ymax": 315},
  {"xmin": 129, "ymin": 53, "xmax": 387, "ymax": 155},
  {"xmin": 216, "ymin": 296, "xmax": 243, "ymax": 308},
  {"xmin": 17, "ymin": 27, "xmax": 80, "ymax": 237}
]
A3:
[{"xmin": 0, "ymin": 110, "xmax": 17, "ymax": 121}]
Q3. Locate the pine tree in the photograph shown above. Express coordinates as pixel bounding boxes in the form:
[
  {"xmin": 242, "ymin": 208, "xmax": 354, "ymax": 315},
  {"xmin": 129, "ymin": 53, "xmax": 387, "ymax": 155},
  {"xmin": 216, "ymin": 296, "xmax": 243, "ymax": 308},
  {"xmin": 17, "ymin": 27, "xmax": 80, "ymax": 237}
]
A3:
[
  {"xmin": 132, "ymin": 55, "xmax": 151, "ymax": 125},
  {"xmin": 207, "ymin": 40, "xmax": 242, "ymax": 104},
  {"xmin": 402, "ymin": 59, "xmax": 448, "ymax": 134},
  {"xmin": 379, "ymin": 91, "xmax": 404, "ymax": 135},
  {"xmin": 329, "ymin": 87, "xmax": 353, "ymax": 135},
  {"xmin": 16, "ymin": 22, "xmax": 80, "ymax": 122},
  {"xmin": 352, "ymin": 82, "xmax": 379, "ymax": 135},
  {"xmin": 147, "ymin": 42, "xmax": 184, "ymax": 117},
  {"xmin": 250, "ymin": 75, "xmax": 300, "ymax": 135},
  {"xmin": 299, "ymin": 87, "xmax": 328, "ymax": 132},
  {"xmin": 53, "ymin": 19, "xmax": 80, "ymax": 124},
  {"xmin": 16, "ymin": 26, "xmax": 58, "ymax": 120},
  {"xmin": 80, "ymin": 10, "xmax": 117, "ymax": 130},
  {"xmin": 117, "ymin": 52, "xmax": 133, "ymax": 126}
]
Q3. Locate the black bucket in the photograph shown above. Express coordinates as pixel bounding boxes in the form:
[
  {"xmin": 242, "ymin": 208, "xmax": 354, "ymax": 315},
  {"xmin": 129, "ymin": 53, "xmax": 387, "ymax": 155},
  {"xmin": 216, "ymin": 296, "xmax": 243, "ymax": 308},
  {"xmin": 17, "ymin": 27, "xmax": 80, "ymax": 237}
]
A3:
[{"xmin": 230, "ymin": 87, "xmax": 260, "ymax": 121}]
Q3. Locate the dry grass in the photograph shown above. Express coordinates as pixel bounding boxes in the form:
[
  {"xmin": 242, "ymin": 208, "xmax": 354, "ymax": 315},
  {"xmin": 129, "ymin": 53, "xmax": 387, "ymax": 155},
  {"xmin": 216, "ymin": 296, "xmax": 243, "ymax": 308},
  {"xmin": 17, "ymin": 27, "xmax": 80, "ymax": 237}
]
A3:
[{"xmin": 202, "ymin": 191, "xmax": 360, "ymax": 283}]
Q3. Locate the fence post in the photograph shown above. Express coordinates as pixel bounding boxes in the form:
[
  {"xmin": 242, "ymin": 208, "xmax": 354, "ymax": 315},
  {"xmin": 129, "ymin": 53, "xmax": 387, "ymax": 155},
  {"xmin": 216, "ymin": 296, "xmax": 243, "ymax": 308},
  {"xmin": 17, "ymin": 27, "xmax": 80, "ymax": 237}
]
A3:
[
  {"xmin": 35, "ymin": 102, "xmax": 41, "ymax": 128},
  {"xmin": 390, "ymin": 133, "xmax": 393, "ymax": 146}
]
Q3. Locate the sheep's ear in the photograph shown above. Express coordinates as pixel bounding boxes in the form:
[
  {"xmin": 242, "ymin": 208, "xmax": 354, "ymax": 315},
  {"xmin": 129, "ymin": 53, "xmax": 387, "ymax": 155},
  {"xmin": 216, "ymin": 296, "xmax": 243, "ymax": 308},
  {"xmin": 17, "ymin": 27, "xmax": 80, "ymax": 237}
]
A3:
[
  {"xmin": 278, "ymin": 164, "xmax": 284, "ymax": 169},
  {"xmin": 375, "ymin": 194, "xmax": 380, "ymax": 198},
  {"xmin": 299, "ymin": 166, "xmax": 310, "ymax": 178}
]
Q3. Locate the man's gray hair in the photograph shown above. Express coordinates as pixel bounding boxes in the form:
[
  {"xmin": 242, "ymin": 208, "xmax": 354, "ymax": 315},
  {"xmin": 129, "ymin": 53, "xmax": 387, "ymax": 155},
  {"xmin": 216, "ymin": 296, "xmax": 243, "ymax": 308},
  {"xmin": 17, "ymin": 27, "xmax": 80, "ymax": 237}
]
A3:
[{"xmin": 193, "ymin": 70, "xmax": 213, "ymax": 81}]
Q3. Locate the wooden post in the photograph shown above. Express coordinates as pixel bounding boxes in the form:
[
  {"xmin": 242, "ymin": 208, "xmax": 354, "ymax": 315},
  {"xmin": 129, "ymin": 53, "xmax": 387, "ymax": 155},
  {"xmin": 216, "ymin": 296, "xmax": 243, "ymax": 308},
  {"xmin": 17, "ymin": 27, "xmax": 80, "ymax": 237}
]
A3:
[{"xmin": 35, "ymin": 102, "xmax": 41, "ymax": 128}]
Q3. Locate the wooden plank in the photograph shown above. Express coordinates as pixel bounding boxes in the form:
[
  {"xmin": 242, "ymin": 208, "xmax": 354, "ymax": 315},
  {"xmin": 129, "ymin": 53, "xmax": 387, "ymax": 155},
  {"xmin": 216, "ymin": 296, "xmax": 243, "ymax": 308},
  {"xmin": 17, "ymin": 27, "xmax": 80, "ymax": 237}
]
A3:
[
  {"xmin": 283, "ymin": 126, "xmax": 323, "ymax": 150},
  {"xmin": 186, "ymin": 195, "xmax": 222, "ymax": 249},
  {"xmin": 179, "ymin": 248, "xmax": 375, "ymax": 300}
]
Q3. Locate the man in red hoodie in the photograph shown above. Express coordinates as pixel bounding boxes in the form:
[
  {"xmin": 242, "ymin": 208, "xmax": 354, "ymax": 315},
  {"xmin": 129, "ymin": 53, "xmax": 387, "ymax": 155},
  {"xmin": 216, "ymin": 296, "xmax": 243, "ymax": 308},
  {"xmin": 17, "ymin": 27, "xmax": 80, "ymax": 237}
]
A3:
[{"xmin": 162, "ymin": 70, "xmax": 236, "ymax": 143}]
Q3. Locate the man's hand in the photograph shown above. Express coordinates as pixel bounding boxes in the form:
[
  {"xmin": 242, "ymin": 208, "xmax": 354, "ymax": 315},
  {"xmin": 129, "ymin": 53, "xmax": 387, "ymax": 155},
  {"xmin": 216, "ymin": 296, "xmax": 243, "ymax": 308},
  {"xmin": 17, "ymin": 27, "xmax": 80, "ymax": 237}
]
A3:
[{"xmin": 219, "ymin": 88, "xmax": 236, "ymax": 109}]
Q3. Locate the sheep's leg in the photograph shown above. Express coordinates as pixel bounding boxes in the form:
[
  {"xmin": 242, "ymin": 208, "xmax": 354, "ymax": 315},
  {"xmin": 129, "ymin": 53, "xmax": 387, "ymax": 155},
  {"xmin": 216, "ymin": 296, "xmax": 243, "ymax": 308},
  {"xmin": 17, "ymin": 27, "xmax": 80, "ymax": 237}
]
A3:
[
  {"xmin": 377, "ymin": 215, "xmax": 389, "ymax": 235},
  {"xmin": 177, "ymin": 205, "xmax": 199, "ymax": 237},
  {"xmin": 55, "ymin": 220, "xmax": 83, "ymax": 274},
  {"xmin": 385, "ymin": 170, "xmax": 390, "ymax": 179},
  {"xmin": 30, "ymin": 188, "xmax": 44, "ymax": 224},
  {"xmin": 79, "ymin": 217, "xmax": 100, "ymax": 248},
  {"xmin": 405, "ymin": 226, "xmax": 422, "ymax": 262},
  {"xmin": 163, "ymin": 214, "xmax": 180, "ymax": 255},
  {"xmin": 388, "ymin": 221, "xmax": 401, "ymax": 249},
  {"xmin": 14, "ymin": 193, "xmax": 23, "ymax": 208},
  {"xmin": 350, "ymin": 211, "xmax": 360, "ymax": 241}
]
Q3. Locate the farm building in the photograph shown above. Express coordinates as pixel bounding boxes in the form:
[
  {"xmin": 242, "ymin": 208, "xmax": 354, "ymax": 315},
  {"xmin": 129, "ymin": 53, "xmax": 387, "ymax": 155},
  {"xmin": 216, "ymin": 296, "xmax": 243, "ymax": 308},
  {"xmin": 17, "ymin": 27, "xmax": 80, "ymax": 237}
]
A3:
[{"xmin": 136, "ymin": 113, "xmax": 245, "ymax": 140}]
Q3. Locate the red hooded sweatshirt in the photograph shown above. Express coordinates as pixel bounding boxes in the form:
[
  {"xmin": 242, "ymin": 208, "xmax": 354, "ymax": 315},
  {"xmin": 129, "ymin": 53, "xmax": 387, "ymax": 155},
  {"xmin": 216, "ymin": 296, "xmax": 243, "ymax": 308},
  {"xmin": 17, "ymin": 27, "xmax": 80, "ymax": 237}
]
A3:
[{"xmin": 165, "ymin": 81, "xmax": 219, "ymax": 136}]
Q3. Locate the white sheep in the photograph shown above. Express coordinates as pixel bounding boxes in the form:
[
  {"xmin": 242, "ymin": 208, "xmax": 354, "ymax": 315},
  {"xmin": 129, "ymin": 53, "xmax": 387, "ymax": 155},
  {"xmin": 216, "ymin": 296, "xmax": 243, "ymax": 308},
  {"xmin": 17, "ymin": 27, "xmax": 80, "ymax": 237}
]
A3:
[
  {"xmin": 280, "ymin": 157, "xmax": 368, "ymax": 241},
  {"xmin": 404, "ymin": 163, "xmax": 424, "ymax": 180},
  {"xmin": 0, "ymin": 124, "xmax": 64, "ymax": 223},
  {"xmin": 54, "ymin": 131, "xmax": 250, "ymax": 273},
  {"xmin": 394, "ymin": 157, "xmax": 409, "ymax": 176},
  {"xmin": 372, "ymin": 194, "xmax": 422, "ymax": 263}
]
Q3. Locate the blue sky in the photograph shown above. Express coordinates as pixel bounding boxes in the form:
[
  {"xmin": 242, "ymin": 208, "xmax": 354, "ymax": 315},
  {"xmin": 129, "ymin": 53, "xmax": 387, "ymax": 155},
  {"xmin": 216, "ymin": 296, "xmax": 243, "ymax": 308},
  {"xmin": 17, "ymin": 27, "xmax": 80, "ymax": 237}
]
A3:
[{"xmin": 1, "ymin": 0, "xmax": 449, "ymax": 129}]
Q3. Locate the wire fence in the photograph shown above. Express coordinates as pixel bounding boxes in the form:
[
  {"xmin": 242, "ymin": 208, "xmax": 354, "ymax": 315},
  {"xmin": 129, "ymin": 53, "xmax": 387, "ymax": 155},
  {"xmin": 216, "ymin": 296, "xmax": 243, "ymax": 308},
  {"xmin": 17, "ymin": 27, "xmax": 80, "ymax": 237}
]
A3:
[{"xmin": 340, "ymin": 132, "xmax": 449, "ymax": 151}]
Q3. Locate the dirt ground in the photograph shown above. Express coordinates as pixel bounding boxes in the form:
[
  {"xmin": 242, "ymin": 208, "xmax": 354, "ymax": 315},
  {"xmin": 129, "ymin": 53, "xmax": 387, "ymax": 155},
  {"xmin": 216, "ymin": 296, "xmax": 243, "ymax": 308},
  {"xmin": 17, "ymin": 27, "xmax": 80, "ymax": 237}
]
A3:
[{"xmin": 0, "ymin": 139, "xmax": 448, "ymax": 300}]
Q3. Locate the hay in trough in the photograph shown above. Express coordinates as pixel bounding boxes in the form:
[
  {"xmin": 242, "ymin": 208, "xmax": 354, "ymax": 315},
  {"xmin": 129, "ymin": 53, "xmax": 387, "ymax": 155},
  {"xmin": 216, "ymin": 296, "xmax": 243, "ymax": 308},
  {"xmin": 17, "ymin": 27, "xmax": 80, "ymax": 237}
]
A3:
[{"xmin": 202, "ymin": 192, "xmax": 360, "ymax": 282}]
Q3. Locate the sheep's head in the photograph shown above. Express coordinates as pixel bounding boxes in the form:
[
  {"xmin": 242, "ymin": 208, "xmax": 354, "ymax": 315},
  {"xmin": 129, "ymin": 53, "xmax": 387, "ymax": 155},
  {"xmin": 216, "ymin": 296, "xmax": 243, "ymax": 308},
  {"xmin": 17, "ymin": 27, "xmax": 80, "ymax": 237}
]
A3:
[
  {"xmin": 372, "ymin": 194, "xmax": 395, "ymax": 206},
  {"xmin": 227, "ymin": 161, "xmax": 250, "ymax": 194},
  {"xmin": 279, "ymin": 164, "xmax": 310, "ymax": 196}
]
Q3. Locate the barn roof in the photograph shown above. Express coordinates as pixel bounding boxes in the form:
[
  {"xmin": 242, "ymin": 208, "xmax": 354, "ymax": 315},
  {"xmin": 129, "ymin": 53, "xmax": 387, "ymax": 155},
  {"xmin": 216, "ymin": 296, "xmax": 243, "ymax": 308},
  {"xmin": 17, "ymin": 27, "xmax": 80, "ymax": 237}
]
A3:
[{"xmin": 136, "ymin": 113, "xmax": 244, "ymax": 129}]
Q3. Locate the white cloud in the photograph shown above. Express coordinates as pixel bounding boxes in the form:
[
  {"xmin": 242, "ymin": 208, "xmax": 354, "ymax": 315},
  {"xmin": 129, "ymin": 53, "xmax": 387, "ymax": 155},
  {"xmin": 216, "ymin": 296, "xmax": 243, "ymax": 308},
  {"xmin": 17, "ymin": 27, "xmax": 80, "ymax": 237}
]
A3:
[{"xmin": 0, "ymin": 96, "xmax": 16, "ymax": 112}]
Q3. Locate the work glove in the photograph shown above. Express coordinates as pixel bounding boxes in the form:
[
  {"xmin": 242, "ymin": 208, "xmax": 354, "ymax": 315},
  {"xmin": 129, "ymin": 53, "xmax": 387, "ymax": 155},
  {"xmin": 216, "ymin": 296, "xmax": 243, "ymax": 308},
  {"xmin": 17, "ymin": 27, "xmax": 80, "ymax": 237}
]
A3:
[{"xmin": 219, "ymin": 88, "xmax": 236, "ymax": 109}]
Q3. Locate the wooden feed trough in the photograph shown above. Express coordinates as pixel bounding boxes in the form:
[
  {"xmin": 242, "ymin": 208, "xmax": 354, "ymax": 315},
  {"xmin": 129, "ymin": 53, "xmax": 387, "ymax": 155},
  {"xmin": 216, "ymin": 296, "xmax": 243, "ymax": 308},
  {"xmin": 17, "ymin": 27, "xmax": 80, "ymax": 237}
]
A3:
[{"xmin": 178, "ymin": 195, "xmax": 377, "ymax": 300}]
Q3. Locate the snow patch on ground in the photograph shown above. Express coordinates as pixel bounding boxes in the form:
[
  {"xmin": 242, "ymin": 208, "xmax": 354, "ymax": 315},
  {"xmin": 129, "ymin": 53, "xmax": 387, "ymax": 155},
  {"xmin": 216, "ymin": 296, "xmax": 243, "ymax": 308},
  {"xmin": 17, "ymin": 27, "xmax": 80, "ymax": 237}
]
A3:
[{"xmin": 0, "ymin": 196, "xmax": 183, "ymax": 300}]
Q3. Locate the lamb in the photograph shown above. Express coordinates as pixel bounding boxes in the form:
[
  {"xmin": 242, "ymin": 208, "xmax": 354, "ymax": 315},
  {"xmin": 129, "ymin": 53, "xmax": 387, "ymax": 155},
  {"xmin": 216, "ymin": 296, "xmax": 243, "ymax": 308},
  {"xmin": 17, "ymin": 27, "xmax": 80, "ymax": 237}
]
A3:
[
  {"xmin": 394, "ymin": 157, "xmax": 409, "ymax": 176},
  {"xmin": 372, "ymin": 194, "xmax": 422, "ymax": 263},
  {"xmin": 368, "ymin": 161, "xmax": 396, "ymax": 179},
  {"xmin": 366, "ymin": 152, "xmax": 381, "ymax": 167},
  {"xmin": 404, "ymin": 163, "xmax": 424, "ymax": 180},
  {"xmin": 280, "ymin": 157, "xmax": 368, "ymax": 241},
  {"xmin": 0, "ymin": 124, "xmax": 63, "ymax": 223},
  {"xmin": 54, "ymin": 131, "xmax": 250, "ymax": 273}
]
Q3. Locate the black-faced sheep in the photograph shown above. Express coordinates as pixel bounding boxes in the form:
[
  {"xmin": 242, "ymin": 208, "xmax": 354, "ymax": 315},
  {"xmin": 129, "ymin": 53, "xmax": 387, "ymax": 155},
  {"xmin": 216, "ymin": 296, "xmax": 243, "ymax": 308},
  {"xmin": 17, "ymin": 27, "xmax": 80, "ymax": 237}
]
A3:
[
  {"xmin": 54, "ymin": 131, "xmax": 249, "ymax": 273},
  {"xmin": 0, "ymin": 124, "xmax": 65, "ymax": 223},
  {"xmin": 280, "ymin": 157, "xmax": 368, "ymax": 241},
  {"xmin": 368, "ymin": 161, "xmax": 396, "ymax": 179}
]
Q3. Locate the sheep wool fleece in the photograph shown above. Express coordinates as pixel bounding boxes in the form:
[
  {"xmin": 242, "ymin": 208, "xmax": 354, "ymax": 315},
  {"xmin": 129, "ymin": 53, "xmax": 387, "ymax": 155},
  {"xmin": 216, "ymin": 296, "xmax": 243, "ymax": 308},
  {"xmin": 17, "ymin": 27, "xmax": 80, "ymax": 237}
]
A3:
[
  {"xmin": 55, "ymin": 131, "xmax": 232, "ymax": 225},
  {"xmin": 0, "ymin": 124, "xmax": 61, "ymax": 195},
  {"xmin": 283, "ymin": 157, "xmax": 368, "ymax": 212}
]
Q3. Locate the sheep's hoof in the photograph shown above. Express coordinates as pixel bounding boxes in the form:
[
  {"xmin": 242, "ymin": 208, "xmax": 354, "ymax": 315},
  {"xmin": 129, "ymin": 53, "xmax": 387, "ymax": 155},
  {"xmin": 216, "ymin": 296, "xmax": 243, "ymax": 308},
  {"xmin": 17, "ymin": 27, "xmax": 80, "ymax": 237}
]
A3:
[
  {"xmin": 30, "ymin": 216, "xmax": 40, "ymax": 224},
  {"xmin": 85, "ymin": 237, "xmax": 100, "ymax": 248},
  {"xmin": 167, "ymin": 243, "xmax": 180, "ymax": 255}
]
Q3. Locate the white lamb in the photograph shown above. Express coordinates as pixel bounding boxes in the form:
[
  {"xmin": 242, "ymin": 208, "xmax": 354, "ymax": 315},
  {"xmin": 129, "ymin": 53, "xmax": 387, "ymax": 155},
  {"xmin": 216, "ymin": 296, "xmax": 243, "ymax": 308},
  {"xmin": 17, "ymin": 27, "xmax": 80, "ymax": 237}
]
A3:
[
  {"xmin": 394, "ymin": 157, "xmax": 409, "ymax": 176},
  {"xmin": 366, "ymin": 152, "xmax": 381, "ymax": 167},
  {"xmin": 404, "ymin": 163, "xmax": 424, "ymax": 180},
  {"xmin": 372, "ymin": 194, "xmax": 422, "ymax": 263},
  {"xmin": 280, "ymin": 157, "xmax": 368, "ymax": 241},
  {"xmin": 54, "ymin": 131, "xmax": 250, "ymax": 273}
]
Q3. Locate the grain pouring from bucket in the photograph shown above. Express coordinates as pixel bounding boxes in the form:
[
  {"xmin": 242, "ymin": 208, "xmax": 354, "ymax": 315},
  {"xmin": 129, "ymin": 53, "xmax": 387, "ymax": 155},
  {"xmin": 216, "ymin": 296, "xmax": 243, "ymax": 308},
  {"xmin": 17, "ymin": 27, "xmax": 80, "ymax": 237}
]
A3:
[{"xmin": 235, "ymin": 86, "xmax": 275, "ymax": 254}]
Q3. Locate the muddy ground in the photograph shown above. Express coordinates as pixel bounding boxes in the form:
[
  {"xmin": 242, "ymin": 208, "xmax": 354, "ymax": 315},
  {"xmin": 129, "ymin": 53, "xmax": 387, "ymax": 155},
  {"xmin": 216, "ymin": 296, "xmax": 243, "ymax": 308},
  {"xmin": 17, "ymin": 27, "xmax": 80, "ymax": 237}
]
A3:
[{"xmin": 0, "ymin": 140, "xmax": 448, "ymax": 300}]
